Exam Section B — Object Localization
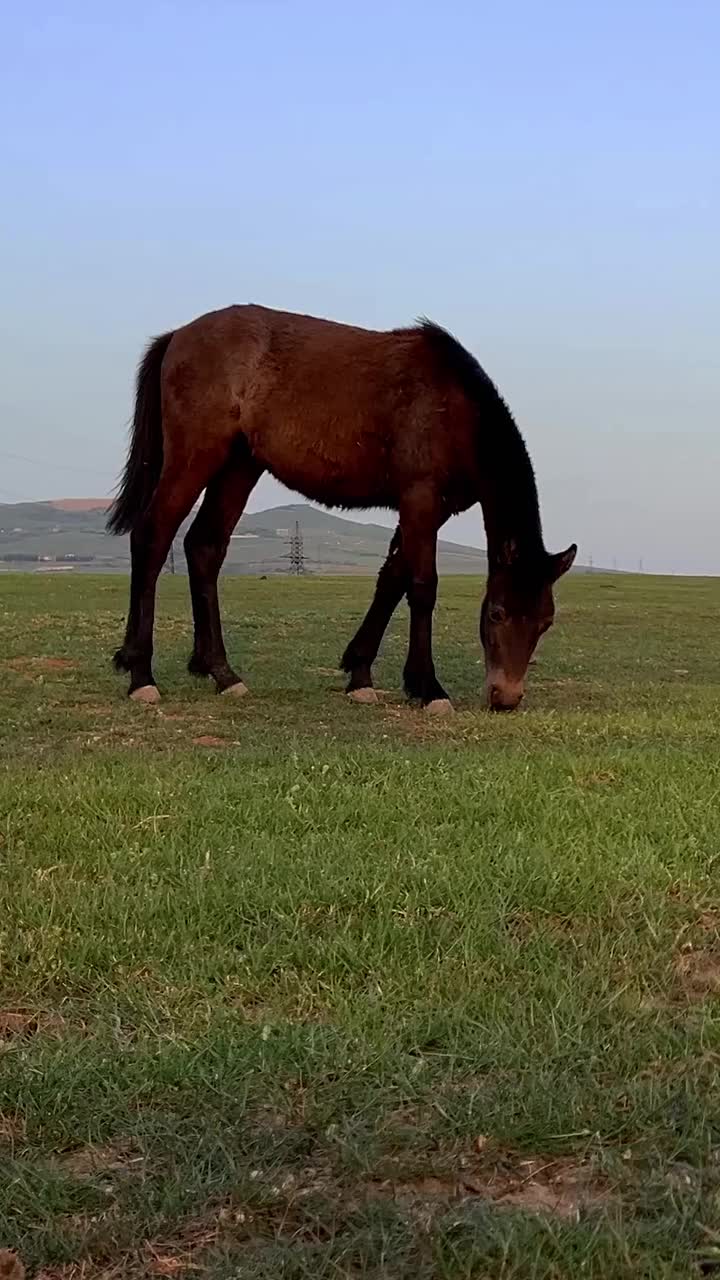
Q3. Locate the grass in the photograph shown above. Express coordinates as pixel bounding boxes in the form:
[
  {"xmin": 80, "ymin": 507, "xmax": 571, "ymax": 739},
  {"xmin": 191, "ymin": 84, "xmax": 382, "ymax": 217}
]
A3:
[{"xmin": 1, "ymin": 570, "xmax": 720, "ymax": 1278}]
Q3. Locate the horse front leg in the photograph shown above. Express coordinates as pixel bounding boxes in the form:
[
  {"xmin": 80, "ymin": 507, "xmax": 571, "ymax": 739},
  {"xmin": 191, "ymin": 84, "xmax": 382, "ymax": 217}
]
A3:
[
  {"xmin": 399, "ymin": 492, "xmax": 452, "ymax": 713},
  {"xmin": 340, "ymin": 527, "xmax": 407, "ymax": 702}
]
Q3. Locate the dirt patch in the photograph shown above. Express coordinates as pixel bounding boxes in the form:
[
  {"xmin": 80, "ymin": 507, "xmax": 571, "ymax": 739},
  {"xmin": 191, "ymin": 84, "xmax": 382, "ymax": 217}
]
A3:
[
  {"xmin": 220, "ymin": 1149, "xmax": 608, "ymax": 1227},
  {"xmin": 192, "ymin": 735, "xmax": 232, "ymax": 748},
  {"xmin": 697, "ymin": 910, "xmax": 720, "ymax": 934},
  {"xmin": 0, "ymin": 1009, "xmax": 68, "ymax": 1039},
  {"xmin": 5, "ymin": 657, "xmax": 77, "ymax": 676},
  {"xmin": 140, "ymin": 1218, "xmax": 221, "ymax": 1280},
  {"xmin": 32, "ymin": 1222, "xmax": 219, "ymax": 1280},
  {"xmin": 365, "ymin": 1154, "xmax": 608, "ymax": 1221},
  {"xmin": 0, "ymin": 1110, "xmax": 26, "ymax": 1144},
  {"xmin": 0, "ymin": 1252, "xmax": 25, "ymax": 1280},
  {"xmin": 55, "ymin": 1138, "xmax": 144, "ymax": 1179},
  {"xmin": 574, "ymin": 768, "xmax": 618, "ymax": 787},
  {"xmin": 665, "ymin": 896, "xmax": 720, "ymax": 981},
  {"xmin": 504, "ymin": 909, "xmax": 593, "ymax": 945},
  {"xmin": 25, "ymin": 1152, "xmax": 610, "ymax": 1280},
  {"xmin": 144, "ymin": 1228, "xmax": 220, "ymax": 1276},
  {"xmin": 675, "ymin": 948, "xmax": 720, "ymax": 1000}
]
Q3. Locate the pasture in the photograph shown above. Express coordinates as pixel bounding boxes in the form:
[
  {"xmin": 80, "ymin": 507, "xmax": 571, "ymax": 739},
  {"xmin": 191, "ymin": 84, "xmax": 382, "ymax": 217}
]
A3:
[{"xmin": 1, "ymin": 570, "xmax": 720, "ymax": 1278}]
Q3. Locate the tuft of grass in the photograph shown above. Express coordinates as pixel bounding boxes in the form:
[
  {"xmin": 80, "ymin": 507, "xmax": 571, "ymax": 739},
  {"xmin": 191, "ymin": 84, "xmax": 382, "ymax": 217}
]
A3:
[{"xmin": 1, "ymin": 571, "xmax": 720, "ymax": 1277}]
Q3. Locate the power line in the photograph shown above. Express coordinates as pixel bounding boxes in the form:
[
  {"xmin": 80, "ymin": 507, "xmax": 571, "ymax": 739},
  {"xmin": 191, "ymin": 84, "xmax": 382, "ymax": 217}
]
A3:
[{"xmin": 0, "ymin": 448, "xmax": 110, "ymax": 477}]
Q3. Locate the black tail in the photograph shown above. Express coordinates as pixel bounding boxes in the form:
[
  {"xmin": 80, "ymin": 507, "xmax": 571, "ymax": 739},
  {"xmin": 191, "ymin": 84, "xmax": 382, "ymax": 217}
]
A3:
[{"xmin": 106, "ymin": 332, "xmax": 174, "ymax": 535}]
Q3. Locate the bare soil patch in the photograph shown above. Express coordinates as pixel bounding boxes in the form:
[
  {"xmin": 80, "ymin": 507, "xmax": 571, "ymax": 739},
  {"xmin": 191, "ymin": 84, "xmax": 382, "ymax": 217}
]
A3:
[
  {"xmin": 23, "ymin": 1151, "xmax": 612, "ymax": 1280},
  {"xmin": 0, "ymin": 1252, "xmax": 25, "ymax": 1280},
  {"xmin": 362, "ymin": 1151, "xmax": 609, "ymax": 1222},
  {"xmin": 675, "ymin": 948, "xmax": 720, "ymax": 1000},
  {"xmin": 55, "ymin": 1139, "xmax": 144, "ymax": 1179},
  {"xmin": 0, "ymin": 1110, "xmax": 26, "ymax": 1144},
  {"xmin": 5, "ymin": 657, "xmax": 76, "ymax": 676},
  {"xmin": 0, "ymin": 1010, "xmax": 68, "ymax": 1039}
]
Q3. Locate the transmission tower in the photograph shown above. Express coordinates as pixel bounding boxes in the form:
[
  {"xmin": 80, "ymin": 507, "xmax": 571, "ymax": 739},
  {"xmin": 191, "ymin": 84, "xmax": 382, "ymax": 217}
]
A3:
[{"xmin": 288, "ymin": 521, "xmax": 305, "ymax": 575}]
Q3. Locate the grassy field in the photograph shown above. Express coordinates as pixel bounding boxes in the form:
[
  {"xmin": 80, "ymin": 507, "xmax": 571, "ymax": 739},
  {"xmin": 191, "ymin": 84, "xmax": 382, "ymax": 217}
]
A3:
[{"xmin": 1, "ymin": 570, "xmax": 720, "ymax": 1279}]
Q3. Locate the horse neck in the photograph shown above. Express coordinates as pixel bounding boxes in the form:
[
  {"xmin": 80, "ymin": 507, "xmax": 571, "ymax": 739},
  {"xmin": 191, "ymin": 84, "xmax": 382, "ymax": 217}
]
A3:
[{"xmin": 475, "ymin": 422, "xmax": 545, "ymax": 568}]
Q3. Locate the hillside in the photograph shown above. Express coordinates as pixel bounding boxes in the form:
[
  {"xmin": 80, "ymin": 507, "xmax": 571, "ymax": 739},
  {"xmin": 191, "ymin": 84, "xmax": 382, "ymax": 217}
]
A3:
[
  {"xmin": 0, "ymin": 499, "xmax": 487, "ymax": 575},
  {"xmin": 0, "ymin": 498, "xmax": 609, "ymax": 575}
]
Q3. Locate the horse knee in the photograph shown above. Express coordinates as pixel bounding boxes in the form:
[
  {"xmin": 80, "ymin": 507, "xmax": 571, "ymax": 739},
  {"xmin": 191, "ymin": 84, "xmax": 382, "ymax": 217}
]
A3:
[
  {"xmin": 183, "ymin": 526, "xmax": 199, "ymax": 561},
  {"xmin": 407, "ymin": 577, "xmax": 437, "ymax": 612},
  {"xmin": 184, "ymin": 529, "xmax": 216, "ymax": 575}
]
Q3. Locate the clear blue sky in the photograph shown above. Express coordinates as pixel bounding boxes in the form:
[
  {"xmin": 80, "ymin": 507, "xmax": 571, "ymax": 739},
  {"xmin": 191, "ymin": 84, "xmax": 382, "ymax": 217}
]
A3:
[{"xmin": 1, "ymin": 1, "xmax": 718, "ymax": 572}]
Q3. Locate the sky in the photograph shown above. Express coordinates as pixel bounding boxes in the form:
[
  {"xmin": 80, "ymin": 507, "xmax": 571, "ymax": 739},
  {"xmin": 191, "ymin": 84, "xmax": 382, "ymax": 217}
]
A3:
[{"xmin": 1, "ymin": 0, "xmax": 718, "ymax": 574}]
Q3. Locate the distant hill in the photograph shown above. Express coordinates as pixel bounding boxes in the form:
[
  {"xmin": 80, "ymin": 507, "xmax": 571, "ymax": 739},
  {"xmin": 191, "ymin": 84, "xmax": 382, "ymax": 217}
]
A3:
[
  {"xmin": 0, "ymin": 498, "xmax": 601, "ymax": 575},
  {"xmin": 50, "ymin": 498, "xmax": 110, "ymax": 512},
  {"xmin": 235, "ymin": 504, "xmax": 484, "ymax": 573},
  {"xmin": 0, "ymin": 499, "xmax": 485, "ymax": 575}
]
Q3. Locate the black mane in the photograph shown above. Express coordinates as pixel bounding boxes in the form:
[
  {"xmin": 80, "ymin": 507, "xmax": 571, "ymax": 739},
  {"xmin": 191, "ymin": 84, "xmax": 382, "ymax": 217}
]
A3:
[
  {"xmin": 417, "ymin": 318, "xmax": 544, "ymax": 559},
  {"xmin": 416, "ymin": 318, "xmax": 507, "ymax": 405}
]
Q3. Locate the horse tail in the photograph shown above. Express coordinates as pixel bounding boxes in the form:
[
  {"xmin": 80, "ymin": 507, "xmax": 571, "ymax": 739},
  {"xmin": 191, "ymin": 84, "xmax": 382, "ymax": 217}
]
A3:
[{"xmin": 106, "ymin": 332, "xmax": 174, "ymax": 535}]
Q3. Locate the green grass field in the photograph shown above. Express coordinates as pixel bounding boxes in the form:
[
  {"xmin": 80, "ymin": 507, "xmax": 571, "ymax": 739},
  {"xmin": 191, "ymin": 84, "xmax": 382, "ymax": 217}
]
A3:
[{"xmin": 1, "ymin": 571, "xmax": 720, "ymax": 1279}]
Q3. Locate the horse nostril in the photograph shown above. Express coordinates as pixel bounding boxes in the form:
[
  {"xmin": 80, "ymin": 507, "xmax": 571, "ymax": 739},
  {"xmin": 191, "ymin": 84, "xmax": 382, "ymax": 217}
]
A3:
[{"xmin": 489, "ymin": 684, "xmax": 523, "ymax": 712}]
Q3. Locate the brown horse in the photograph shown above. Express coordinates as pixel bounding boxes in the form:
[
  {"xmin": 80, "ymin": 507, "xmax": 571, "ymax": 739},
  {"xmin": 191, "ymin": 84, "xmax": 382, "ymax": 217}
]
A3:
[{"xmin": 108, "ymin": 305, "xmax": 575, "ymax": 711}]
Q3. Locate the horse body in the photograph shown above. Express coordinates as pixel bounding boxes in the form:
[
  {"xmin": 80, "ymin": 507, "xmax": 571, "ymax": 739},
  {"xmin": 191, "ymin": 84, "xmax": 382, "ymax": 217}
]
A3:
[
  {"xmin": 163, "ymin": 305, "xmax": 477, "ymax": 512},
  {"xmin": 109, "ymin": 305, "xmax": 575, "ymax": 710}
]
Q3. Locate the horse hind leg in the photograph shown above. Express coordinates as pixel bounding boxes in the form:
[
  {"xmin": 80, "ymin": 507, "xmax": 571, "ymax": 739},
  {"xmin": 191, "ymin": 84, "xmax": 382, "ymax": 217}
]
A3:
[
  {"xmin": 115, "ymin": 456, "xmax": 227, "ymax": 701},
  {"xmin": 184, "ymin": 448, "xmax": 264, "ymax": 693},
  {"xmin": 340, "ymin": 527, "xmax": 407, "ymax": 702}
]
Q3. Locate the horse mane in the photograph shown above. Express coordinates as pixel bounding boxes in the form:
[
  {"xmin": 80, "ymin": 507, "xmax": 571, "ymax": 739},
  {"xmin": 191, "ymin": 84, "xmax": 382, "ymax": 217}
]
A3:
[
  {"xmin": 415, "ymin": 318, "xmax": 521, "ymax": 438},
  {"xmin": 416, "ymin": 318, "xmax": 544, "ymax": 555}
]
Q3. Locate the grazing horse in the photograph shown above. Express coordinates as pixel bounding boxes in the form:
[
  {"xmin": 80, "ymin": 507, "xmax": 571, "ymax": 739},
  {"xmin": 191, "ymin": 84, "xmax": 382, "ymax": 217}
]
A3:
[{"xmin": 108, "ymin": 305, "xmax": 576, "ymax": 711}]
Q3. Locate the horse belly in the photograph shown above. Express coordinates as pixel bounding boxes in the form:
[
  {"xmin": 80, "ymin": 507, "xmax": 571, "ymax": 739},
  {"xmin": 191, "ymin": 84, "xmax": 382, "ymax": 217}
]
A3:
[{"xmin": 246, "ymin": 417, "xmax": 393, "ymax": 508}]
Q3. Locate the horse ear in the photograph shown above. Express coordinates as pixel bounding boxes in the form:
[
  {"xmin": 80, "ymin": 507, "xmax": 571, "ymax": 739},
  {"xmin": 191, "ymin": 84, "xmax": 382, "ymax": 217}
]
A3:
[{"xmin": 548, "ymin": 543, "xmax": 577, "ymax": 581}]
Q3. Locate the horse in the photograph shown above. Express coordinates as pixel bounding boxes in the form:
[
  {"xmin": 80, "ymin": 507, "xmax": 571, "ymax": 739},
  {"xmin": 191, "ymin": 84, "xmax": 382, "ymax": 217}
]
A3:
[{"xmin": 108, "ymin": 305, "xmax": 576, "ymax": 712}]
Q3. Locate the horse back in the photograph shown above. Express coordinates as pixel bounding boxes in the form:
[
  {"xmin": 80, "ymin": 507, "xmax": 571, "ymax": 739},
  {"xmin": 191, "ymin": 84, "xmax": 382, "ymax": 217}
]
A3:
[{"xmin": 161, "ymin": 305, "xmax": 474, "ymax": 508}]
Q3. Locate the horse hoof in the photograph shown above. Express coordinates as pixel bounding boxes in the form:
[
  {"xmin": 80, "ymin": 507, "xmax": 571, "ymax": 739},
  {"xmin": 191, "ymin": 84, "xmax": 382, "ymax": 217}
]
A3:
[
  {"xmin": 425, "ymin": 698, "xmax": 454, "ymax": 716},
  {"xmin": 129, "ymin": 685, "xmax": 161, "ymax": 704},
  {"xmin": 221, "ymin": 682, "xmax": 248, "ymax": 697},
  {"xmin": 347, "ymin": 687, "xmax": 378, "ymax": 704}
]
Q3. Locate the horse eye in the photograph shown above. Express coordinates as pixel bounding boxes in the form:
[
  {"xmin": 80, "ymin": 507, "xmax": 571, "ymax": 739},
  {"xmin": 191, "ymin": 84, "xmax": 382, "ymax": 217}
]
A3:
[{"xmin": 488, "ymin": 605, "xmax": 506, "ymax": 625}]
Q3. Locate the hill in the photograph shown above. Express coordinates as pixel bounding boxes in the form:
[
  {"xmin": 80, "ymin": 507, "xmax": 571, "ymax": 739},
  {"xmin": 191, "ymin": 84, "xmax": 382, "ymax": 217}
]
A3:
[
  {"xmin": 0, "ymin": 497, "xmax": 603, "ymax": 575},
  {"xmin": 0, "ymin": 499, "xmax": 486, "ymax": 575},
  {"xmin": 49, "ymin": 497, "xmax": 111, "ymax": 512}
]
